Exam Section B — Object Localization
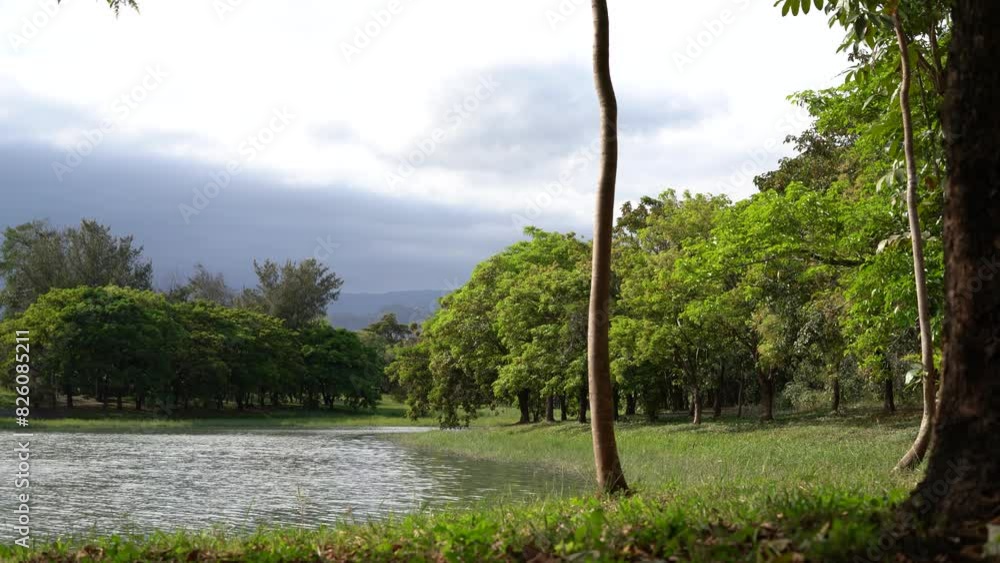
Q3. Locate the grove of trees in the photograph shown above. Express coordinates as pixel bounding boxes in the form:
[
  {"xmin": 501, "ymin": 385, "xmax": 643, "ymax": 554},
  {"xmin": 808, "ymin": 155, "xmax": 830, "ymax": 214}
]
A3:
[{"xmin": 0, "ymin": 221, "xmax": 382, "ymax": 413}]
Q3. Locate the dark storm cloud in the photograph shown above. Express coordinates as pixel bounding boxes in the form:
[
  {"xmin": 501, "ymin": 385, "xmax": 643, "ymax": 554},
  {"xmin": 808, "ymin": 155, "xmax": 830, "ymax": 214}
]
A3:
[{"xmin": 0, "ymin": 141, "xmax": 555, "ymax": 293}]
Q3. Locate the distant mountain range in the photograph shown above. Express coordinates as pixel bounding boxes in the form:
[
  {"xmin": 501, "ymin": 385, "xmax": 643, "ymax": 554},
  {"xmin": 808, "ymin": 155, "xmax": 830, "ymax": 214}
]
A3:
[{"xmin": 327, "ymin": 290, "xmax": 448, "ymax": 331}]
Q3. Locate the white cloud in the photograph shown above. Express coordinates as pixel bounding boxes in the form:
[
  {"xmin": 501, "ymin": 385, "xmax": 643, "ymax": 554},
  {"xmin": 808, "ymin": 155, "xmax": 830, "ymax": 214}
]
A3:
[{"xmin": 1, "ymin": 0, "xmax": 848, "ymax": 222}]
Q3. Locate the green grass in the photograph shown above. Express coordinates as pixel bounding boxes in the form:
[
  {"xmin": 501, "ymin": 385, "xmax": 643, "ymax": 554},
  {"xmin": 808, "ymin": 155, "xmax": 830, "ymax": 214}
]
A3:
[
  {"xmin": 394, "ymin": 409, "xmax": 924, "ymax": 499},
  {"xmin": 2, "ymin": 407, "xmax": 941, "ymax": 561},
  {"xmin": 1, "ymin": 490, "xmax": 907, "ymax": 562},
  {"xmin": 6, "ymin": 397, "xmax": 445, "ymax": 432}
]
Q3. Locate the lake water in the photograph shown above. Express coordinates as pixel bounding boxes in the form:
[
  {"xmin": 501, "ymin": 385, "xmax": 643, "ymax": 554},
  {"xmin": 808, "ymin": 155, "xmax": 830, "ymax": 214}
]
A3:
[{"xmin": 0, "ymin": 428, "xmax": 580, "ymax": 539}]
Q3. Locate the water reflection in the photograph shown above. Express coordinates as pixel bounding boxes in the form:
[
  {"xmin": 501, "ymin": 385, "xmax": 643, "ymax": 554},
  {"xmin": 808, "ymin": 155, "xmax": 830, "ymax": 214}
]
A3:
[{"xmin": 0, "ymin": 428, "xmax": 580, "ymax": 538}]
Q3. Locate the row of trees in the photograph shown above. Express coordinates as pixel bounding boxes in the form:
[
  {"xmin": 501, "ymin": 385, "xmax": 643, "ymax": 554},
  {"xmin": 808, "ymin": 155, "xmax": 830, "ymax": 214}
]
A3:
[
  {"xmin": 0, "ymin": 285, "xmax": 383, "ymax": 412},
  {"xmin": 387, "ymin": 6, "xmax": 948, "ymax": 449},
  {"xmin": 0, "ymin": 218, "xmax": 401, "ymax": 412}
]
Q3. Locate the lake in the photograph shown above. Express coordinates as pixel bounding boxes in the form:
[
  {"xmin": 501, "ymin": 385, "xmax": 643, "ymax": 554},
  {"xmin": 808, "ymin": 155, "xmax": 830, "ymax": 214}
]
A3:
[{"xmin": 0, "ymin": 428, "xmax": 581, "ymax": 539}]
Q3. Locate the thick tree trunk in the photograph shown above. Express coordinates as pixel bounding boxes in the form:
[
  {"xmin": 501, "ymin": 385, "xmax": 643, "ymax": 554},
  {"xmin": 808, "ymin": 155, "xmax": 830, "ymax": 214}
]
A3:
[
  {"xmin": 758, "ymin": 370, "xmax": 774, "ymax": 422},
  {"xmin": 625, "ymin": 393, "xmax": 637, "ymax": 416},
  {"xmin": 644, "ymin": 394, "xmax": 658, "ymax": 422},
  {"xmin": 545, "ymin": 395, "xmax": 556, "ymax": 422},
  {"xmin": 517, "ymin": 389, "xmax": 531, "ymax": 424},
  {"xmin": 692, "ymin": 387, "xmax": 702, "ymax": 425},
  {"xmin": 884, "ymin": 377, "xmax": 896, "ymax": 414},
  {"xmin": 893, "ymin": 12, "xmax": 939, "ymax": 472},
  {"xmin": 586, "ymin": 0, "xmax": 627, "ymax": 495},
  {"xmin": 906, "ymin": 1, "xmax": 1000, "ymax": 544}
]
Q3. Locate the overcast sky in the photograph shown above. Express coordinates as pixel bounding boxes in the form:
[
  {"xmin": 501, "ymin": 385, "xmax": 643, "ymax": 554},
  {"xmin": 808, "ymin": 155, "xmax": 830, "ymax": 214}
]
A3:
[{"xmin": 0, "ymin": 0, "xmax": 848, "ymax": 293}]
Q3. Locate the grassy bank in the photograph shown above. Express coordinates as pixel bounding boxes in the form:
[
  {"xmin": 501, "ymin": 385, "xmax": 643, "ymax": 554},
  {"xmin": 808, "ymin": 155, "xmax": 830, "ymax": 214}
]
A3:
[
  {"xmin": 0, "ymin": 397, "xmax": 446, "ymax": 432},
  {"xmin": 2, "ymin": 490, "xmax": 906, "ymax": 562},
  {"xmin": 394, "ymin": 409, "xmax": 924, "ymax": 497},
  {"xmin": 0, "ymin": 394, "xmax": 527, "ymax": 432},
  {"xmin": 2, "ymin": 408, "xmax": 948, "ymax": 561}
]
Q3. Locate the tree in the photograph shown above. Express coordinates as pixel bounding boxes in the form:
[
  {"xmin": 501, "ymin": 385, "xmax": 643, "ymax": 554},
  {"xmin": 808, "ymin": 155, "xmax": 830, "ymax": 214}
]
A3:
[
  {"xmin": 906, "ymin": 0, "xmax": 1000, "ymax": 547},
  {"xmin": 776, "ymin": 0, "xmax": 949, "ymax": 470},
  {"xmin": 586, "ymin": 0, "xmax": 627, "ymax": 495},
  {"xmin": 0, "ymin": 220, "xmax": 153, "ymax": 314},
  {"xmin": 167, "ymin": 264, "xmax": 235, "ymax": 307},
  {"xmin": 238, "ymin": 258, "xmax": 343, "ymax": 330}
]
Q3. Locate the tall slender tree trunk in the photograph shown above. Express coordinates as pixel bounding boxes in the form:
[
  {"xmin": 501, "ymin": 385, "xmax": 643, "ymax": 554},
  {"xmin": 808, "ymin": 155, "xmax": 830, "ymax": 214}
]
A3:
[
  {"xmin": 625, "ymin": 393, "xmax": 637, "ymax": 416},
  {"xmin": 578, "ymin": 387, "xmax": 588, "ymax": 424},
  {"xmin": 736, "ymin": 377, "xmax": 744, "ymax": 418},
  {"xmin": 892, "ymin": 12, "xmax": 939, "ymax": 472},
  {"xmin": 560, "ymin": 394, "xmax": 568, "ymax": 421},
  {"xmin": 713, "ymin": 363, "xmax": 725, "ymax": 419},
  {"xmin": 586, "ymin": 0, "xmax": 627, "ymax": 495},
  {"xmin": 831, "ymin": 377, "xmax": 841, "ymax": 413},
  {"xmin": 692, "ymin": 387, "xmax": 702, "ymax": 425},
  {"xmin": 903, "ymin": 0, "xmax": 1000, "ymax": 545},
  {"xmin": 544, "ymin": 395, "xmax": 556, "ymax": 423}
]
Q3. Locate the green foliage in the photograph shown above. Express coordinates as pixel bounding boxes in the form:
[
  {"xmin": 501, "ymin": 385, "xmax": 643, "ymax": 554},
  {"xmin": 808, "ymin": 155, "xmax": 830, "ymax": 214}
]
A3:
[
  {"xmin": 237, "ymin": 258, "xmax": 343, "ymax": 330},
  {"xmin": 0, "ymin": 220, "xmax": 153, "ymax": 315},
  {"xmin": 1, "ymin": 286, "xmax": 380, "ymax": 413}
]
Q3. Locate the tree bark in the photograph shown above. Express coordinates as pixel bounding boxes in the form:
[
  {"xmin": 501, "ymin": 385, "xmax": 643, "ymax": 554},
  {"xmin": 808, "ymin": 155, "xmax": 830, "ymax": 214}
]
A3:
[
  {"xmin": 586, "ymin": 0, "xmax": 628, "ymax": 495},
  {"xmin": 884, "ymin": 377, "xmax": 896, "ymax": 414},
  {"xmin": 517, "ymin": 388, "xmax": 531, "ymax": 424},
  {"xmin": 758, "ymin": 370, "xmax": 775, "ymax": 422},
  {"xmin": 545, "ymin": 395, "xmax": 556, "ymax": 422},
  {"xmin": 906, "ymin": 1, "xmax": 1000, "ymax": 542},
  {"xmin": 831, "ymin": 377, "xmax": 841, "ymax": 413},
  {"xmin": 692, "ymin": 387, "xmax": 702, "ymax": 425},
  {"xmin": 560, "ymin": 394, "xmax": 568, "ymax": 421},
  {"xmin": 625, "ymin": 393, "xmax": 637, "ymax": 416},
  {"xmin": 713, "ymin": 363, "xmax": 725, "ymax": 419},
  {"xmin": 578, "ymin": 387, "xmax": 588, "ymax": 424},
  {"xmin": 736, "ymin": 377, "xmax": 743, "ymax": 418},
  {"xmin": 893, "ymin": 11, "xmax": 939, "ymax": 472}
]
